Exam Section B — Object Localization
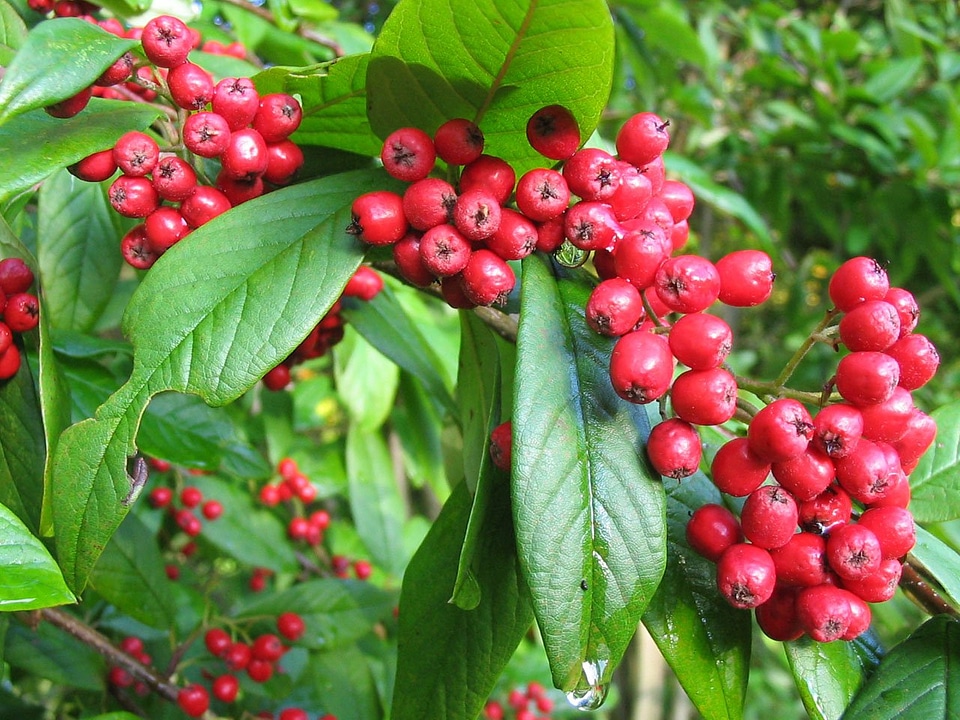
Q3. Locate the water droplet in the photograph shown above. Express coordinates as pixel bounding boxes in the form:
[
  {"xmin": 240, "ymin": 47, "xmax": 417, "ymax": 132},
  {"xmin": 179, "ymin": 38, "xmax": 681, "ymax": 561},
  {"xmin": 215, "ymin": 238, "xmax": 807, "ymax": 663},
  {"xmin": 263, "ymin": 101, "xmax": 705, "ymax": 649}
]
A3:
[
  {"xmin": 565, "ymin": 659, "xmax": 609, "ymax": 711},
  {"xmin": 554, "ymin": 241, "xmax": 589, "ymax": 268}
]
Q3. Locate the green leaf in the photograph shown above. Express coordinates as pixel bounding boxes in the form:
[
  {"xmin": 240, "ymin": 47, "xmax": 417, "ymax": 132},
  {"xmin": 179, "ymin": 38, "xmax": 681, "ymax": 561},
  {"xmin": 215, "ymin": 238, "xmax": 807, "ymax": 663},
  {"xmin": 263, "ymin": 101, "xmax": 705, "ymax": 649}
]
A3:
[
  {"xmin": 346, "ymin": 426, "xmax": 407, "ymax": 577},
  {"xmin": 189, "ymin": 49, "xmax": 260, "ymax": 82},
  {"xmin": 784, "ymin": 635, "xmax": 878, "ymax": 720},
  {"xmin": 366, "ymin": 0, "xmax": 615, "ymax": 174},
  {"xmin": 0, "ymin": 18, "xmax": 137, "ymax": 125},
  {"xmin": 513, "ymin": 254, "xmax": 666, "ymax": 692},
  {"xmin": 0, "ymin": 0, "xmax": 28, "ymax": 65},
  {"xmin": 843, "ymin": 615, "xmax": 960, "ymax": 719},
  {"xmin": 88, "ymin": 512, "xmax": 175, "ymax": 629},
  {"xmin": 37, "ymin": 169, "xmax": 125, "ymax": 332},
  {"xmin": 0, "ymin": 101, "xmax": 162, "ymax": 202},
  {"xmin": 392, "ymin": 481, "xmax": 534, "ymax": 720},
  {"xmin": 255, "ymin": 54, "xmax": 380, "ymax": 156},
  {"xmin": 642, "ymin": 471, "xmax": 751, "ymax": 720},
  {"xmin": 390, "ymin": 374, "xmax": 447, "ymax": 491},
  {"xmin": 37, "ymin": 295, "xmax": 71, "ymax": 536},
  {"xmin": 909, "ymin": 402, "xmax": 960, "ymax": 523},
  {"xmin": 51, "ymin": 170, "xmax": 383, "ymax": 592},
  {"xmin": 342, "ymin": 280, "xmax": 456, "ymax": 417},
  {"xmin": 232, "ymin": 578, "xmax": 394, "ymax": 649},
  {"xmin": 908, "ymin": 526, "xmax": 960, "ymax": 612},
  {"xmin": 334, "ymin": 326, "xmax": 400, "ymax": 430},
  {"xmin": 187, "ymin": 475, "xmax": 299, "ymax": 573},
  {"xmin": 861, "ymin": 56, "xmax": 924, "ymax": 104},
  {"xmin": 662, "ymin": 153, "xmax": 775, "ymax": 252},
  {"xmin": 0, "ymin": 502, "xmax": 74, "ymax": 610},
  {"xmin": 4, "ymin": 619, "xmax": 103, "ymax": 689},
  {"xmin": 286, "ymin": 0, "xmax": 337, "ymax": 22},
  {"xmin": 284, "ymin": 644, "xmax": 381, "ymax": 720}
]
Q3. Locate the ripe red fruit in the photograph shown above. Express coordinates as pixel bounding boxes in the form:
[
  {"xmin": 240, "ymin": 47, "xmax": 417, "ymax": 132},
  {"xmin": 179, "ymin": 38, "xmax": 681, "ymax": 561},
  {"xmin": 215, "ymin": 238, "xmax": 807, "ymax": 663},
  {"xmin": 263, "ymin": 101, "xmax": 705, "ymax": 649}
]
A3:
[
  {"xmin": 654, "ymin": 255, "xmax": 721, "ymax": 314},
  {"xmin": 263, "ymin": 140, "xmax": 305, "ymax": 185},
  {"xmin": 107, "ymin": 666, "xmax": 133, "ymax": 688},
  {"xmin": 858, "ymin": 506, "xmax": 915, "ymax": 559},
  {"xmin": 453, "ymin": 187, "xmax": 502, "ymax": 241},
  {"xmin": 96, "ymin": 51, "xmax": 133, "ymax": 86},
  {"xmin": 433, "ymin": 118, "xmax": 484, "ymax": 165},
  {"xmin": 608, "ymin": 330, "xmax": 674, "ymax": 404},
  {"xmin": 685, "ymin": 503, "xmax": 742, "ymax": 562},
  {"xmin": 343, "ymin": 266, "xmax": 384, "ymax": 301},
  {"xmin": 755, "ymin": 585, "xmax": 803, "ymax": 641},
  {"xmin": 715, "ymin": 543, "xmax": 776, "ymax": 609},
  {"xmin": 182, "ymin": 111, "xmax": 232, "ymax": 158},
  {"xmin": 148, "ymin": 486, "xmax": 173, "ymax": 509},
  {"xmin": 771, "ymin": 447, "xmax": 835, "ymax": 501},
  {"xmin": 838, "ymin": 300, "xmax": 901, "ymax": 352},
  {"xmin": 393, "ymin": 234, "xmax": 436, "ymax": 287},
  {"xmin": 883, "ymin": 287, "xmax": 919, "ymax": 337},
  {"xmin": 0, "ymin": 323, "xmax": 10, "ymax": 355},
  {"xmin": 167, "ymin": 62, "xmax": 215, "ymax": 110},
  {"xmin": 460, "ymin": 249, "xmax": 516, "ymax": 306},
  {"xmin": 221, "ymin": 128, "xmax": 269, "ymax": 181},
  {"xmin": 142, "ymin": 15, "xmax": 192, "ymax": 68},
  {"xmin": 175, "ymin": 509, "xmax": 202, "ymax": 537},
  {"xmin": 253, "ymin": 93, "xmax": 303, "ymax": 142},
  {"xmin": 489, "ymin": 421, "xmax": 512, "ymax": 472},
  {"xmin": 828, "ymin": 257, "xmax": 889, "ymax": 312},
  {"xmin": 212, "ymin": 674, "xmax": 239, "ymax": 703},
  {"xmin": 710, "ymin": 437, "xmax": 771, "ymax": 496},
  {"xmin": 526, "ymin": 105, "xmax": 581, "ymax": 160},
  {"xmin": 796, "ymin": 584, "xmax": 853, "ymax": 642},
  {"xmin": 826, "ymin": 523, "xmax": 882, "ymax": 581},
  {"xmin": 224, "ymin": 642, "xmax": 252, "ymax": 671},
  {"xmin": 419, "ymin": 224, "xmax": 472, "ymax": 277},
  {"xmin": 740, "ymin": 485, "xmax": 799, "ymax": 549},
  {"xmin": 180, "ymin": 486, "xmax": 202, "ymax": 508},
  {"xmin": 608, "ymin": 163, "xmax": 653, "ymax": 221},
  {"xmin": 152, "ymin": 156, "xmax": 198, "ymax": 202},
  {"xmin": 562, "ymin": 148, "xmax": 621, "ymax": 201},
  {"xmin": 202, "ymin": 500, "xmax": 223, "ymax": 520},
  {"xmin": 645, "ymin": 418, "xmax": 702, "ymax": 479},
  {"xmin": 668, "ymin": 312, "xmax": 732, "ymax": 369},
  {"xmin": 0, "ymin": 345, "xmax": 20, "ymax": 380},
  {"xmin": 715, "ymin": 249, "xmax": 775, "ymax": 307},
  {"xmin": 402, "ymin": 177, "xmax": 456, "ymax": 231},
  {"xmin": 246, "ymin": 658, "xmax": 273, "ymax": 683},
  {"xmin": 120, "ymin": 224, "xmax": 159, "ymax": 270},
  {"xmin": 616, "ymin": 111, "xmax": 670, "ymax": 168},
  {"xmin": 353, "ymin": 559, "xmax": 373, "ymax": 580},
  {"xmin": 177, "ymin": 684, "xmax": 210, "ymax": 718},
  {"xmin": 70, "ymin": 148, "xmax": 118, "ymax": 182},
  {"xmin": 859, "ymin": 386, "xmax": 914, "ymax": 443},
  {"xmin": 380, "ymin": 127, "xmax": 436, "ymax": 182},
  {"xmin": 262, "ymin": 364, "xmax": 290, "ymax": 391},
  {"xmin": 45, "ymin": 87, "xmax": 92, "ymax": 118},
  {"xmin": 109, "ymin": 176, "xmax": 159, "ymax": 218},
  {"xmin": 349, "ymin": 191, "xmax": 407, "ymax": 245},
  {"xmin": 612, "ymin": 226, "xmax": 669, "ymax": 290},
  {"xmin": 181, "ymin": 186, "xmax": 232, "ymax": 228},
  {"xmin": 277, "ymin": 612, "xmax": 306, "ymax": 641},
  {"xmin": 669, "ymin": 367, "xmax": 738, "ymax": 426},
  {"xmin": 3, "ymin": 293, "xmax": 40, "ymax": 333},
  {"xmin": 659, "ymin": 179, "xmax": 695, "ymax": 223},
  {"xmin": 536, "ymin": 215, "xmax": 566, "ymax": 253},
  {"xmin": 515, "ymin": 168, "xmax": 570, "ymax": 222},
  {"xmin": 892, "ymin": 409, "xmax": 937, "ymax": 473},
  {"xmin": 833, "ymin": 438, "xmax": 895, "ymax": 505},
  {"xmin": 812, "ymin": 403, "xmax": 863, "ymax": 458},
  {"xmin": 485, "ymin": 208, "xmax": 537, "ymax": 261},
  {"xmin": 279, "ymin": 709, "xmax": 309, "ymax": 720},
  {"xmin": 144, "ymin": 207, "xmax": 190, "ymax": 253},
  {"xmin": 563, "ymin": 200, "xmax": 621, "ymax": 251},
  {"xmin": 585, "ymin": 278, "xmax": 644, "ymax": 337},
  {"xmin": 252, "ymin": 633, "xmax": 285, "ymax": 662},
  {"xmin": 216, "ymin": 172, "xmax": 264, "ymax": 206},
  {"xmin": 885, "ymin": 333, "xmax": 939, "ymax": 391},
  {"xmin": 458, "ymin": 155, "xmax": 515, "ymax": 204},
  {"xmin": 797, "ymin": 485, "xmax": 852, "ymax": 535},
  {"xmin": 213, "ymin": 76, "xmax": 261, "ymax": 130},
  {"xmin": 747, "ymin": 398, "xmax": 814, "ymax": 464},
  {"xmin": 205, "ymin": 627, "xmax": 232, "ymax": 656},
  {"xmin": 835, "ymin": 351, "xmax": 901, "ymax": 406},
  {"xmin": 842, "ymin": 557, "xmax": 902, "ymax": 603},
  {"xmin": 770, "ymin": 532, "xmax": 829, "ymax": 587}
]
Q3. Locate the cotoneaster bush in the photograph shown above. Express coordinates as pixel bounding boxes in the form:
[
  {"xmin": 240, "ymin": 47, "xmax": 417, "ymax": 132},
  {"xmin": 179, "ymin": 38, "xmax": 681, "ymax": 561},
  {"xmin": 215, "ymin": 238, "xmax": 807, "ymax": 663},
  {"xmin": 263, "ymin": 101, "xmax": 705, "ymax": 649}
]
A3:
[{"xmin": 0, "ymin": 2, "xmax": 958, "ymax": 720}]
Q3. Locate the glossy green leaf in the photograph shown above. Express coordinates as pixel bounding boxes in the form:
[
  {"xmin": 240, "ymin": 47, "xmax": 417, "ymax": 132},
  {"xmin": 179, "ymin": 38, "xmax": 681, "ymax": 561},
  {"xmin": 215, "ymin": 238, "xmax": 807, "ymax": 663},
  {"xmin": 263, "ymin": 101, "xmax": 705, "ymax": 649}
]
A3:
[
  {"xmin": 233, "ymin": 578, "xmax": 394, "ymax": 649},
  {"xmin": 284, "ymin": 644, "xmax": 381, "ymax": 720},
  {"xmin": 0, "ymin": 502, "xmax": 74, "ymax": 610},
  {"xmin": 37, "ymin": 295, "xmax": 71, "ymax": 536},
  {"xmin": 342, "ymin": 280, "xmax": 456, "ymax": 417},
  {"xmin": 346, "ymin": 425, "xmax": 407, "ymax": 577},
  {"xmin": 4, "ymin": 620, "xmax": 103, "ymax": 689},
  {"xmin": 0, "ymin": 18, "xmax": 137, "ymax": 125},
  {"xmin": 88, "ymin": 512, "xmax": 175, "ymax": 629},
  {"xmin": 390, "ymin": 374, "xmax": 446, "ymax": 491},
  {"xmin": 784, "ymin": 635, "xmax": 878, "ymax": 720},
  {"xmin": 642, "ymin": 471, "xmax": 750, "ymax": 720},
  {"xmin": 37, "ymin": 169, "xmax": 125, "ymax": 333},
  {"xmin": 185, "ymin": 475, "xmax": 299, "ymax": 574},
  {"xmin": 51, "ymin": 170, "xmax": 383, "ymax": 592},
  {"xmin": 0, "ymin": 101, "xmax": 162, "ymax": 202},
  {"xmin": 908, "ymin": 526, "xmax": 960, "ymax": 612},
  {"xmin": 393, "ymin": 481, "xmax": 534, "ymax": 720},
  {"xmin": 334, "ymin": 326, "xmax": 400, "ymax": 430},
  {"xmin": 909, "ymin": 402, "xmax": 960, "ymax": 523},
  {"xmin": 843, "ymin": 615, "xmax": 960, "ymax": 719},
  {"xmin": 255, "ymin": 53, "xmax": 381, "ymax": 156},
  {"xmin": 0, "ymin": 0, "xmax": 27, "ymax": 65},
  {"xmin": 513, "ymin": 254, "xmax": 666, "ymax": 692},
  {"xmin": 367, "ymin": 0, "xmax": 615, "ymax": 174}
]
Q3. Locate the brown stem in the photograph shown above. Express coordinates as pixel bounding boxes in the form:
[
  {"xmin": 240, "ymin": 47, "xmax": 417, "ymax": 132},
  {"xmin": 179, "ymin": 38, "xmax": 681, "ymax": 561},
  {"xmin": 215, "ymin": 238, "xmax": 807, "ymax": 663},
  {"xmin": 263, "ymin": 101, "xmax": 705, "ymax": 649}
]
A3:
[
  {"xmin": 215, "ymin": 0, "xmax": 344, "ymax": 56},
  {"xmin": 900, "ymin": 556, "xmax": 960, "ymax": 618}
]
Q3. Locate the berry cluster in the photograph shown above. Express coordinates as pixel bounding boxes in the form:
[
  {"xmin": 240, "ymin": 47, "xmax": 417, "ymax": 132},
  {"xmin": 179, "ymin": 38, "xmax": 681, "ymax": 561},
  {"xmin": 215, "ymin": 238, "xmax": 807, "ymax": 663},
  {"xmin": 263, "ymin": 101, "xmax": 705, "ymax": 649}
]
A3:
[
  {"xmin": 148, "ymin": 482, "xmax": 223, "ymax": 537},
  {"xmin": 262, "ymin": 266, "xmax": 384, "ymax": 391},
  {"xmin": 674, "ymin": 258, "xmax": 938, "ymax": 643},
  {"xmin": 60, "ymin": 14, "xmax": 304, "ymax": 270},
  {"xmin": 107, "ymin": 635, "xmax": 153, "ymax": 695},
  {"xmin": 484, "ymin": 681, "xmax": 555, "ymax": 720},
  {"xmin": 0, "ymin": 258, "xmax": 40, "ymax": 380}
]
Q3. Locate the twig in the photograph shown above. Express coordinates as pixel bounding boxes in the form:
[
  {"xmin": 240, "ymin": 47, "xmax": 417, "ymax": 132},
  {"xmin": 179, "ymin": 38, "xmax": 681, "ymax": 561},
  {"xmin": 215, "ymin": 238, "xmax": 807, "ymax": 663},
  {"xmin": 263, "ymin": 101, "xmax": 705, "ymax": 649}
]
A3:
[{"xmin": 900, "ymin": 557, "xmax": 960, "ymax": 618}]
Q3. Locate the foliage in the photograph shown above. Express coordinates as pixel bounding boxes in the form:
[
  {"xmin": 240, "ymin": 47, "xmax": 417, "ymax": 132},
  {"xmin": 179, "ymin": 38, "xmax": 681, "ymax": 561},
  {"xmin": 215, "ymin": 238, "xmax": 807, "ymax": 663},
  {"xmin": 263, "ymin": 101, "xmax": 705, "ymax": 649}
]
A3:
[{"xmin": 0, "ymin": 1, "xmax": 958, "ymax": 720}]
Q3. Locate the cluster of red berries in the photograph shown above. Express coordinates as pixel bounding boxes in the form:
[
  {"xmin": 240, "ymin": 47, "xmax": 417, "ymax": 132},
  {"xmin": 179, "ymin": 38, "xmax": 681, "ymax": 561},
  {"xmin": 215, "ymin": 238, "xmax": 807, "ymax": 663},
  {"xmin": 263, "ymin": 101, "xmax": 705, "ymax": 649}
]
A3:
[
  {"xmin": 107, "ymin": 635, "xmax": 153, "ymax": 695},
  {"xmin": 262, "ymin": 265, "xmax": 384, "ymax": 391},
  {"xmin": 59, "ymin": 14, "xmax": 304, "ymax": 270},
  {"xmin": 484, "ymin": 681, "xmax": 554, "ymax": 720},
  {"xmin": 148, "ymin": 482, "xmax": 224, "ymax": 537},
  {"xmin": 0, "ymin": 258, "xmax": 40, "ymax": 380},
  {"xmin": 669, "ymin": 257, "xmax": 938, "ymax": 643}
]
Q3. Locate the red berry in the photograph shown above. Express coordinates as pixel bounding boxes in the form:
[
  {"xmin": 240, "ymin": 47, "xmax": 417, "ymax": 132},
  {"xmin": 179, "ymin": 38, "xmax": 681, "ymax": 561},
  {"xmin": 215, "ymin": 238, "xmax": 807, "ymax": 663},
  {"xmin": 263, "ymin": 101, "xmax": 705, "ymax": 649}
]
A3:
[
  {"xmin": 608, "ymin": 164, "xmax": 654, "ymax": 221},
  {"xmin": 419, "ymin": 224, "xmax": 471, "ymax": 277},
  {"xmin": 771, "ymin": 447, "xmax": 835, "ymax": 501},
  {"xmin": 842, "ymin": 557, "xmax": 902, "ymax": 603},
  {"xmin": 277, "ymin": 612, "xmax": 306, "ymax": 641},
  {"xmin": 212, "ymin": 674, "xmax": 239, "ymax": 703},
  {"xmin": 453, "ymin": 187, "xmax": 501, "ymax": 242},
  {"xmin": 812, "ymin": 404, "xmax": 863, "ymax": 459},
  {"xmin": 167, "ymin": 62, "xmax": 215, "ymax": 110},
  {"xmin": 859, "ymin": 386, "xmax": 914, "ymax": 443},
  {"xmin": 253, "ymin": 93, "xmax": 302, "ymax": 143},
  {"xmin": 120, "ymin": 224, "xmax": 159, "ymax": 270},
  {"xmin": 885, "ymin": 333, "xmax": 939, "ymax": 391},
  {"xmin": 535, "ymin": 215, "xmax": 566, "ymax": 253},
  {"xmin": 835, "ymin": 351, "xmax": 900, "ymax": 406},
  {"xmin": 402, "ymin": 177, "xmax": 456, "ymax": 231},
  {"xmin": 526, "ymin": 105, "xmax": 581, "ymax": 160},
  {"xmin": 458, "ymin": 155, "xmax": 515, "ymax": 204},
  {"xmin": 659, "ymin": 179, "xmax": 695, "ymax": 223},
  {"xmin": 3, "ymin": 293, "xmax": 39, "ymax": 333},
  {"xmin": 562, "ymin": 148, "xmax": 621, "ymax": 201},
  {"xmin": 685, "ymin": 503, "xmax": 742, "ymax": 562},
  {"xmin": 460, "ymin": 249, "xmax": 516, "ymax": 307},
  {"xmin": 715, "ymin": 543, "xmax": 776, "ymax": 609},
  {"xmin": 279, "ymin": 709, "xmax": 309, "ymax": 720},
  {"xmin": 645, "ymin": 418, "xmax": 702, "ymax": 479},
  {"xmin": 891, "ymin": 409, "xmax": 937, "ymax": 473},
  {"xmin": 586, "ymin": 278, "xmax": 644, "ymax": 337},
  {"xmin": 353, "ymin": 559, "xmax": 373, "ymax": 580},
  {"xmin": 715, "ymin": 250, "xmax": 775, "ymax": 307},
  {"xmin": 563, "ymin": 200, "xmax": 621, "ymax": 251},
  {"xmin": 747, "ymin": 398, "xmax": 814, "ymax": 464},
  {"xmin": 142, "ymin": 15, "xmax": 192, "ymax": 68},
  {"xmin": 833, "ymin": 438, "xmax": 895, "ymax": 505},
  {"xmin": 668, "ymin": 312, "xmax": 732, "ymax": 370},
  {"xmin": 144, "ymin": 207, "xmax": 190, "ymax": 253},
  {"xmin": 828, "ymin": 257, "xmax": 889, "ymax": 312},
  {"xmin": 433, "ymin": 118, "xmax": 484, "ymax": 165},
  {"xmin": 796, "ymin": 584, "xmax": 853, "ymax": 642},
  {"xmin": 175, "ymin": 509, "xmax": 202, "ymax": 536},
  {"xmin": 45, "ymin": 87, "xmax": 92, "ymax": 118},
  {"xmin": 224, "ymin": 642, "xmax": 252, "ymax": 671},
  {"xmin": 883, "ymin": 287, "xmax": 919, "ymax": 337},
  {"xmin": 755, "ymin": 585, "xmax": 803, "ymax": 641},
  {"xmin": 826, "ymin": 523, "xmax": 882, "ymax": 581},
  {"xmin": 0, "ymin": 323, "xmax": 10, "ymax": 355},
  {"xmin": 109, "ymin": 176, "xmax": 160, "ymax": 218},
  {"xmin": 770, "ymin": 532, "xmax": 829, "ymax": 587},
  {"xmin": 343, "ymin": 266, "xmax": 384, "ymax": 301},
  {"xmin": 263, "ymin": 140, "xmax": 305, "ymax": 185},
  {"xmin": 0, "ymin": 345, "xmax": 21, "ymax": 380},
  {"xmin": 380, "ymin": 127, "xmax": 435, "ymax": 182},
  {"xmin": 612, "ymin": 226, "xmax": 669, "ymax": 290},
  {"xmin": 654, "ymin": 255, "xmax": 721, "ymax": 314},
  {"xmin": 220, "ymin": 128, "xmax": 269, "ymax": 181},
  {"xmin": 202, "ymin": 499, "xmax": 223, "ymax": 520},
  {"xmin": 216, "ymin": 172, "xmax": 264, "ymax": 206},
  {"xmin": 485, "ymin": 208, "xmax": 537, "ymax": 261},
  {"xmin": 858, "ymin": 506, "xmax": 915, "ymax": 559},
  {"xmin": 252, "ymin": 633, "xmax": 285, "ymax": 662},
  {"xmin": 152, "ymin": 156, "xmax": 198, "ymax": 202},
  {"xmin": 182, "ymin": 112, "xmax": 232, "ymax": 158},
  {"xmin": 489, "ymin": 421, "xmax": 512, "ymax": 472},
  {"xmin": 148, "ymin": 486, "xmax": 173, "ymax": 508},
  {"xmin": 181, "ymin": 186, "xmax": 232, "ymax": 228},
  {"xmin": 108, "ymin": 666, "xmax": 133, "ymax": 687},
  {"xmin": 484, "ymin": 700, "xmax": 505, "ymax": 720},
  {"xmin": 740, "ymin": 485, "xmax": 799, "ymax": 549},
  {"xmin": 177, "ymin": 684, "xmax": 210, "ymax": 717},
  {"xmin": 393, "ymin": 234, "xmax": 436, "ymax": 287},
  {"xmin": 669, "ymin": 368, "xmax": 738, "ymax": 426},
  {"xmin": 616, "ymin": 111, "xmax": 670, "ymax": 168},
  {"xmin": 180, "ymin": 486, "xmax": 202, "ymax": 508},
  {"xmin": 608, "ymin": 329, "xmax": 673, "ymax": 404},
  {"xmin": 213, "ymin": 76, "xmax": 260, "ymax": 130},
  {"xmin": 515, "ymin": 168, "xmax": 570, "ymax": 222},
  {"xmin": 247, "ymin": 658, "xmax": 273, "ymax": 683},
  {"xmin": 70, "ymin": 148, "xmax": 118, "ymax": 182},
  {"xmin": 348, "ymin": 191, "xmax": 407, "ymax": 245},
  {"xmin": 839, "ymin": 300, "xmax": 901, "ymax": 352},
  {"xmin": 0, "ymin": 260, "xmax": 35, "ymax": 296},
  {"xmin": 797, "ymin": 485, "xmax": 852, "ymax": 535}
]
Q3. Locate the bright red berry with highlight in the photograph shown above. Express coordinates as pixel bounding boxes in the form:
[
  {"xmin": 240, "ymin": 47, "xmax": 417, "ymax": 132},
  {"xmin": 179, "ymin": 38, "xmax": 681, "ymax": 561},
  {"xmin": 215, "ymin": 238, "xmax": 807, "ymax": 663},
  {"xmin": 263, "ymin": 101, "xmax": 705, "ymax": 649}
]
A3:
[
  {"xmin": 826, "ymin": 523, "xmax": 882, "ymax": 581},
  {"xmin": 182, "ymin": 111, "xmax": 232, "ymax": 158},
  {"xmin": 109, "ymin": 176, "xmax": 159, "ymax": 218},
  {"xmin": 563, "ymin": 200, "xmax": 621, "ymax": 251},
  {"xmin": 796, "ymin": 584, "xmax": 853, "ymax": 642},
  {"xmin": 380, "ymin": 127, "xmax": 435, "ymax": 182},
  {"xmin": 402, "ymin": 178, "xmax": 456, "ymax": 231},
  {"xmin": 419, "ymin": 224, "xmax": 472, "ymax": 277},
  {"xmin": 526, "ymin": 105, "xmax": 581, "ymax": 160},
  {"xmin": 668, "ymin": 313, "xmax": 732, "ymax": 369},
  {"xmin": 716, "ymin": 543, "xmax": 776, "ymax": 609},
  {"xmin": 608, "ymin": 330, "xmax": 673, "ymax": 404},
  {"xmin": 181, "ymin": 186, "xmax": 232, "ymax": 228},
  {"xmin": 586, "ymin": 278, "xmax": 644, "ymax": 337},
  {"xmin": 740, "ymin": 485, "xmax": 799, "ymax": 549},
  {"xmin": 458, "ymin": 155, "xmax": 515, "ymax": 205},
  {"xmin": 839, "ymin": 300, "xmax": 901, "ymax": 352},
  {"xmin": 515, "ymin": 168, "xmax": 570, "ymax": 222},
  {"xmin": 142, "ymin": 15, "xmax": 192, "ymax": 68},
  {"xmin": 152, "ymin": 156, "xmax": 197, "ymax": 202},
  {"xmin": 747, "ymin": 398, "xmax": 814, "ymax": 464},
  {"xmin": 616, "ymin": 111, "xmax": 670, "ymax": 168},
  {"xmin": 654, "ymin": 255, "xmax": 721, "ymax": 314},
  {"xmin": 460, "ymin": 249, "xmax": 516, "ymax": 307},
  {"xmin": 685, "ymin": 503, "xmax": 742, "ymax": 562},
  {"xmin": 349, "ymin": 191, "xmax": 407, "ymax": 245},
  {"xmin": 433, "ymin": 118, "xmax": 484, "ymax": 165},
  {"xmin": 205, "ymin": 628, "xmax": 232, "ymax": 656},
  {"xmin": 167, "ymin": 62, "xmax": 215, "ymax": 110},
  {"xmin": 835, "ymin": 351, "xmax": 900, "ymax": 405},
  {"xmin": 213, "ymin": 674, "xmax": 239, "ymax": 703},
  {"xmin": 798, "ymin": 485, "xmax": 852, "ymax": 535},
  {"xmin": 715, "ymin": 250, "xmax": 775, "ymax": 307},
  {"xmin": 213, "ymin": 76, "xmax": 260, "ymax": 130},
  {"xmin": 177, "ymin": 685, "xmax": 210, "ymax": 718},
  {"xmin": 886, "ymin": 333, "xmax": 940, "ymax": 391},
  {"xmin": 562, "ymin": 148, "xmax": 621, "ymax": 201},
  {"xmin": 3, "ymin": 293, "xmax": 39, "ymax": 333},
  {"xmin": 828, "ymin": 257, "xmax": 889, "ymax": 312},
  {"xmin": 669, "ymin": 368, "xmax": 738, "ymax": 426},
  {"xmin": 770, "ymin": 532, "xmax": 829, "ymax": 587},
  {"xmin": 253, "ymin": 93, "xmax": 303, "ymax": 142},
  {"xmin": 277, "ymin": 612, "xmax": 306, "ymax": 641},
  {"xmin": 812, "ymin": 404, "xmax": 863, "ymax": 458},
  {"xmin": 646, "ymin": 418, "xmax": 702, "ymax": 479}
]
